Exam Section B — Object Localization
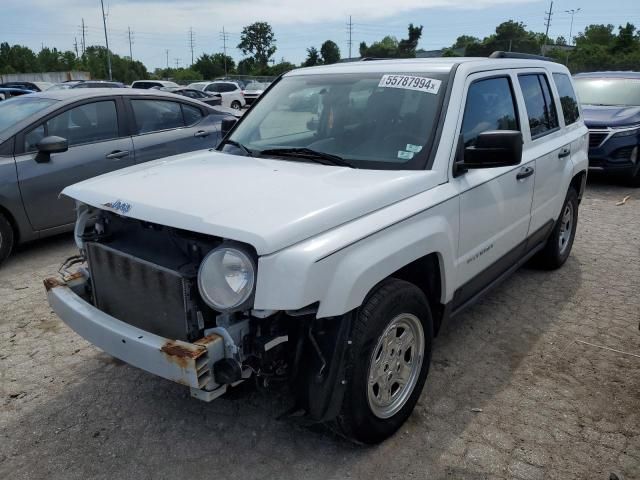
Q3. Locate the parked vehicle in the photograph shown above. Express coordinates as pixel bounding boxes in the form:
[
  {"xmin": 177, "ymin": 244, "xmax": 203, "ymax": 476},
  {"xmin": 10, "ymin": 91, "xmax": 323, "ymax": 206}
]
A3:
[
  {"xmin": 46, "ymin": 54, "xmax": 587, "ymax": 444},
  {"xmin": 48, "ymin": 80, "xmax": 126, "ymax": 90},
  {"xmin": 161, "ymin": 87, "xmax": 223, "ymax": 106},
  {"xmin": 186, "ymin": 81, "xmax": 246, "ymax": 109},
  {"xmin": 131, "ymin": 80, "xmax": 180, "ymax": 90},
  {"xmin": 0, "ymin": 89, "xmax": 240, "ymax": 263},
  {"xmin": 0, "ymin": 81, "xmax": 53, "ymax": 92},
  {"xmin": 242, "ymin": 81, "xmax": 270, "ymax": 106},
  {"xmin": 0, "ymin": 87, "xmax": 33, "ymax": 100},
  {"xmin": 573, "ymin": 71, "xmax": 640, "ymax": 186}
]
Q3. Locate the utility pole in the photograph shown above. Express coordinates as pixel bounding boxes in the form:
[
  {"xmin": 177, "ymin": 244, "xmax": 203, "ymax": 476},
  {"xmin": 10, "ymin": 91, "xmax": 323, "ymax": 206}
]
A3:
[
  {"xmin": 127, "ymin": 27, "xmax": 134, "ymax": 62},
  {"xmin": 220, "ymin": 27, "xmax": 229, "ymax": 75},
  {"xmin": 565, "ymin": 8, "xmax": 581, "ymax": 65},
  {"xmin": 542, "ymin": 1, "xmax": 554, "ymax": 54},
  {"xmin": 189, "ymin": 27, "xmax": 195, "ymax": 66},
  {"xmin": 165, "ymin": 49, "xmax": 169, "ymax": 70},
  {"xmin": 174, "ymin": 58, "xmax": 180, "ymax": 69},
  {"xmin": 347, "ymin": 15, "xmax": 353, "ymax": 59},
  {"xmin": 100, "ymin": 0, "xmax": 112, "ymax": 80},
  {"xmin": 80, "ymin": 18, "xmax": 87, "ymax": 55},
  {"xmin": 74, "ymin": 37, "xmax": 79, "ymax": 58}
]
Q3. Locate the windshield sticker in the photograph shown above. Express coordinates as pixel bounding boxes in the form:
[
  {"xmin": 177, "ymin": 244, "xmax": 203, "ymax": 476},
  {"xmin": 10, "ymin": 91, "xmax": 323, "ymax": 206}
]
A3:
[
  {"xmin": 406, "ymin": 144, "xmax": 423, "ymax": 153},
  {"xmin": 397, "ymin": 150, "xmax": 414, "ymax": 160},
  {"xmin": 378, "ymin": 75, "xmax": 442, "ymax": 94}
]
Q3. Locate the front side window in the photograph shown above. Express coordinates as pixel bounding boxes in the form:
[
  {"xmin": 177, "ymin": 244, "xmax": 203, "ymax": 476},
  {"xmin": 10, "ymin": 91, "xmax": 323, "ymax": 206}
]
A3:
[
  {"xmin": 24, "ymin": 124, "xmax": 45, "ymax": 152},
  {"xmin": 182, "ymin": 104, "xmax": 203, "ymax": 126},
  {"xmin": 46, "ymin": 101, "xmax": 119, "ymax": 146},
  {"xmin": 131, "ymin": 100, "xmax": 184, "ymax": 134},
  {"xmin": 461, "ymin": 77, "xmax": 519, "ymax": 146},
  {"xmin": 0, "ymin": 96, "xmax": 57, "ymax": 136},
  {"xmin": 225, "ymin": 72, "xmax": 449, "ymax": 170},
  {"xmin": 553, "ymin": 73, "xmax": 580, "ymax": 125},
  {"xmin": 518, "ymin": 74, "xmax": 559, "ymax": 138}
]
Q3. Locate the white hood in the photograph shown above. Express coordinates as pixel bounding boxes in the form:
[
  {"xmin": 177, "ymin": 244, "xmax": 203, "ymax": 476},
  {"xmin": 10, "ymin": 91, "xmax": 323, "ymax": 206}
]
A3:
[{"xmin": 63, "ymin": 150, "xmax": 440, "ymax": 254}]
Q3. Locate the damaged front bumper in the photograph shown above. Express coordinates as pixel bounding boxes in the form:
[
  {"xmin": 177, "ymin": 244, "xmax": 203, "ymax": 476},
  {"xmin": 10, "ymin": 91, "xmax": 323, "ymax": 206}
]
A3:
[{"xmin": 44, "ymin": 273, "xmax": 231, "ymax": 401}]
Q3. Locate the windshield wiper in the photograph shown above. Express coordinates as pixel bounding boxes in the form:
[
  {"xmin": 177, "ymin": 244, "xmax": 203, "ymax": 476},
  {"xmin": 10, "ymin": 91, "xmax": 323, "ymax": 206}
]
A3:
[
  {"xmin": 258, "ymin": 147, "xmax": 354, "ymax": 168},
  {"xmin": 223, "ymin": 139, "xmax": 253, "ymax": 157}
]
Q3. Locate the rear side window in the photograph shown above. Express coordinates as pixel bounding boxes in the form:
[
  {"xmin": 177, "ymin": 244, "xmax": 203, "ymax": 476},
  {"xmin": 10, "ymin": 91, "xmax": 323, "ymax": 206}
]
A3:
[
  {"xmin": 518, "ymin": 74, "xmax": 559, "ymax": 138},
  {"xmin": 131, "ymin": 100, "xmax": 184, "ymax": 134},
  {"xmin": 553, "ymin": 73, "xmax": 580, "ymax": 125},
  {"xmin": 461, "ymin": 77, "xmax": 519, "ymax": 146}
]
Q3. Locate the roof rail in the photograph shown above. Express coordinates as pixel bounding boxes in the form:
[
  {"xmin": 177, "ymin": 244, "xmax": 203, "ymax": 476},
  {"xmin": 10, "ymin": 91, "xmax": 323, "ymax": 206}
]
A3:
[{"xmin": 489, "ymin": 51, "xmax": 554, "ymax": 61}]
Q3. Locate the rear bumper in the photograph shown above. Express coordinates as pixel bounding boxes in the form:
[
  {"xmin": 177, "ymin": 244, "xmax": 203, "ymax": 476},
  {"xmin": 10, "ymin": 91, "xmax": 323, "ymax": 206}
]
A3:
[{"xmin": 45, "ymin": 275, "xmax": 223, "ymax": 391}]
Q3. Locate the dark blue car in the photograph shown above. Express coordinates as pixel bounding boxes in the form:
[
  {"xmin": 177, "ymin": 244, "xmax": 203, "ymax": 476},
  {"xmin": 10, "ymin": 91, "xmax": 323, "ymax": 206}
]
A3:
[{"xmin": 574, "ymin": 72, "xmax": 640, "ymax": 186}]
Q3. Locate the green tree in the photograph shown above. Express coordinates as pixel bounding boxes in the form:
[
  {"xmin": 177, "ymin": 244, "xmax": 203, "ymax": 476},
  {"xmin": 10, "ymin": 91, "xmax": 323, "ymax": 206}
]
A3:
[
  {"xmin": 172, "ymin": 68, "xmax": 203, "ymax": 82},
  {"xmin": 193, "ymin": 53, "xmax": 236, "ymax": 79},
  {"xmin": 237, "ymin": 57, "xmax": 257, "ymax": 75},
  {"xmin": 360, "ymin": 36, "xmax": 398, "ymax": 58},
  {"xmin": 320, "ymin": 40, "xmax": 340, "ymax": 64},
  {"xmin": 268, "ymin": 60, "xmax": 296, "ymax": 76},
  {"xmin": 397, "ymin": 24, "xmax": 423, "ymax": 57},
  {"xmin": 303, "ymin": 46, "xmax": 321, "ymax": 67},
  {"xmin": 237, "ymin": 22, "xmax": 276, "ymax": 69}
]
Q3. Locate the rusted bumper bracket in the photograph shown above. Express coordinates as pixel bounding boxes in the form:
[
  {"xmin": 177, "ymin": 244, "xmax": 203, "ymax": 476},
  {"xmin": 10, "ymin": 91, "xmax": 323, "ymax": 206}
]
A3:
[{"xmin": 45, "ymin": 275, "xmax": 225, "ymax": 395}]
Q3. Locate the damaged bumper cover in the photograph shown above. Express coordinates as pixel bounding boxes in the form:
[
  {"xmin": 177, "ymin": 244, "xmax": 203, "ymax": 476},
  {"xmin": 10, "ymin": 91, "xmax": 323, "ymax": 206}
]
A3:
[{"xmin": 45, "ymin": 274, "xmax": 225, "ymax": 395}]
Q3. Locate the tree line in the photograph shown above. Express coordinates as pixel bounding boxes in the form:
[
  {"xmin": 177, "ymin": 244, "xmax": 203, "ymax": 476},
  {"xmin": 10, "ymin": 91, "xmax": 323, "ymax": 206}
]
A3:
[{"xmin": 2, "ymin": 19, "xmax": 639, "ymax": 83}]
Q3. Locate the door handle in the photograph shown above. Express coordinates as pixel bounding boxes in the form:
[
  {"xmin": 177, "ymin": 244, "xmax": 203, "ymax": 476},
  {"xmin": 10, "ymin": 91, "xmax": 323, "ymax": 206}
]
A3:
[
  {"xmin": 194, "ymin": 130, "xmax": 210, "ymax": 138},
  {"xmin": 106, "ymin": 150, "xmax": 129, "ymax": 160},
  {"xmin": 516, "ymin": 166, "xmax": 534, "ymax": 180},
  {"xmin": 558, "ymin": 147, "xmax": 571, "ymax": 159}
]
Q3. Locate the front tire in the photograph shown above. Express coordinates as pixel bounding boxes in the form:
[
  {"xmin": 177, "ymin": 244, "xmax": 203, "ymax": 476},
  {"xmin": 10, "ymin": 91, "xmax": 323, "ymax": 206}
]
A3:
[
  {"xmin": 336, "ymin": 278, "xmax": 433, "ymax": 444},
  {"xmin": 0, "ymin": 213, "xmax": 15, "ymax": 265},
  {"xmin": 230, "ymin": 100, "xmax": 241, "ymax": 110},
  {"xmin": 532, "ymin": 187, "xmax": 579, "ymax": 269}
]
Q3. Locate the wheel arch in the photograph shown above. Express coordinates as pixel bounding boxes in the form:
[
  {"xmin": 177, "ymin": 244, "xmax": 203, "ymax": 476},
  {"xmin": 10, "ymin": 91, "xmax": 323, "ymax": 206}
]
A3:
[
  {"xmin": 570, "ymin": 169, "xmax": 587, "ymax": 202},
  {"xmin": 0, "ymin": 202, "xmax": 20, "ymax": 245}
]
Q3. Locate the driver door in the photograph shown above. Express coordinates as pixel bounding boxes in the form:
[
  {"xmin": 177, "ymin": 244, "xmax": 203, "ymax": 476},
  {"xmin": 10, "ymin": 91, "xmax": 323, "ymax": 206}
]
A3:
[{"xmin": 14, "ymin": 98, "xmax": 134, "ymax": 231}]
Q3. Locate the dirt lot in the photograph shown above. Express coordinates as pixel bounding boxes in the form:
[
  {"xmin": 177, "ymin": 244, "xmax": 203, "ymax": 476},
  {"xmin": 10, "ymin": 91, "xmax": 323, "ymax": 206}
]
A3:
[{"xmin": 1, "ymin": 179, "xmax": 638, "ymax": 480}]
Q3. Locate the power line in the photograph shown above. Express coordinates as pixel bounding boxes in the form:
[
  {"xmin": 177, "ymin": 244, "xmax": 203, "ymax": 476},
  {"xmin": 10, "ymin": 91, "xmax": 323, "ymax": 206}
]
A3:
[{"xmin": 188, "ymin": 27, "xmax": 195, "ymax": 66}]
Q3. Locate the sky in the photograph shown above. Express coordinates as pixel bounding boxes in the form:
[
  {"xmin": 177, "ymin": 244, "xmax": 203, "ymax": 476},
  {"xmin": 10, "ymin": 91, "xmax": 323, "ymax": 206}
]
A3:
[{"xmin": 2, "ymin": 0, "xmax": 639, "ymax": 71}]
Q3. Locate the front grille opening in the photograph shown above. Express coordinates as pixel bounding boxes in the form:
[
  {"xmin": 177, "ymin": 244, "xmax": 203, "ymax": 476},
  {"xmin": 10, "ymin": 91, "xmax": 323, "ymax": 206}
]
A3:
[
  {"xmin": 588, "ymin": 132, "xmax": 607, "ymax": 149},
  {"xmin": 613, "ymin": 146, "xmax": 634, "ymax": 160}
]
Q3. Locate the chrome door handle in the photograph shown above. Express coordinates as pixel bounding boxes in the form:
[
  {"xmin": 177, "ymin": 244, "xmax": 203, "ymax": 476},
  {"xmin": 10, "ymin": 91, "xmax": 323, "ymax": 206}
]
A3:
[
  {"xmin": 194, "ymin": 130, "xmax": 209, "ymax": 138},
  {"xmin": 106, "ymin": 150, "xmax": 129, "ymax": 160},
  {"xmin": 516, "ymin": 166, "xmax": 534, "ymax": 180}
]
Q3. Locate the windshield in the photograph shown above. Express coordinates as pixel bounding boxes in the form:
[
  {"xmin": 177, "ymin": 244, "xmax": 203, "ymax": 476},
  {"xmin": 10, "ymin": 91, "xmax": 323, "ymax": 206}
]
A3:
[
  {"xmin": 0, "ymin": 96, "xmax": 57, "ymax": 135},
  {"xmin": 574, "ymin": 77, "xmax": 640, "ymax": 106},
  {"xmin": 225, "ymin": 72, "xmax": 448, "ymax": 170},
  {"xmin": 187, "ymin": 82, "xmax": 207, "ymax": 91}
]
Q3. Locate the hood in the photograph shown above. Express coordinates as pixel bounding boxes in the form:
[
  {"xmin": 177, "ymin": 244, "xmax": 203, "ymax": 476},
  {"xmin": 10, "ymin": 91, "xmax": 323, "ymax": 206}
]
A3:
[
  {"xmin": 63, "ymin": 150, "xmax": 439, "ymax": 255},
  {"xmin": 582, "ymin": 105, "xmax": 640, "ymax": 129}
]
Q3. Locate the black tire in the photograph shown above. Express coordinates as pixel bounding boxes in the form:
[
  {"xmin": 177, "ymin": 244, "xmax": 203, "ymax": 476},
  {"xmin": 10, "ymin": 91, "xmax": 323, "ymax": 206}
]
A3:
[
  {"xmin": 627, "ymin": 161, "xmax": 640, "ymax": 188},
  {"xmin": 336, "ymin": 278, "xmax": 433, "ymax": 444},
  {"xmin": 230, "ymin": 100, "xmax": 241, "ymax": 110},
  {"xmin": 532, "ymin": 187, "xmax": 579, "ymax": 270},
  {"xmin": 0, "ymin": 213, "xmax": 14, "ymax": 265}
]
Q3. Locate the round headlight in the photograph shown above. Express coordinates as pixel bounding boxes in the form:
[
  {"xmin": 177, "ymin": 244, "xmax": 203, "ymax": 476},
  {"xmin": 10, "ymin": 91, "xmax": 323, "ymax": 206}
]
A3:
[{"xmin": 198, "ymin": 246, "xmax": 256, "ymax": 311}]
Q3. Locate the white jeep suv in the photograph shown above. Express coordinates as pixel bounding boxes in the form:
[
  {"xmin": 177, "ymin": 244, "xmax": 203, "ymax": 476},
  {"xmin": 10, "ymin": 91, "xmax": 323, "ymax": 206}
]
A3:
[{"xmin": 46, "ymin": 53, "xmax": 588, "ymax": 444}]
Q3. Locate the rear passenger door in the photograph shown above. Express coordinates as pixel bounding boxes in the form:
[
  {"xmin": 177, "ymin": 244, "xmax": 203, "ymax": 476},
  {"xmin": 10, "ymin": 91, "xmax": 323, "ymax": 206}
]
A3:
[
  {"xmin": 452, "ymin": 72, "xmax": 535, "ymax": 307},
  {"xmin": 14, "ymin": 98, "xmax": 134, "ymax": 230},
  {"xmin": 517, "ymin": 71, "xmax": 574, "ymax": 238},
  {"xmin": 127, "ymin": 98, "xmax": 219, "ymax": 163}
]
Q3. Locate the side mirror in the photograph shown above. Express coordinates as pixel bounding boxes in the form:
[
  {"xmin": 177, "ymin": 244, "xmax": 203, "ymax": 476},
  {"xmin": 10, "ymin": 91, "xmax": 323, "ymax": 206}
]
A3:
[
  {"xmin": 454, "ymin": 130, "xmax": 522, "ymax": 176},
  {"xmin": 37, "ymin": 136, "xmax": 69, "ymax": 154},
  {"xmin": 221, "ymin": 117, "xmax": 238, "ymax": 137}
]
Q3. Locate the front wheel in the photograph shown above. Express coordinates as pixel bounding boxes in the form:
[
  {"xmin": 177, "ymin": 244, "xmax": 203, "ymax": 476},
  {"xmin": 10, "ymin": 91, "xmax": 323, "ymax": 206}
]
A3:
[
  {"xmin": 336, "ymin": 278, "xmax": 433, "ymax": 444},
  {"xmin": 230, "ymin": 100, "xmax": 242, "ymax": 110},
  {"xmin": 0, "ymin": 213, "xmax": 15, "ymax": 265}
]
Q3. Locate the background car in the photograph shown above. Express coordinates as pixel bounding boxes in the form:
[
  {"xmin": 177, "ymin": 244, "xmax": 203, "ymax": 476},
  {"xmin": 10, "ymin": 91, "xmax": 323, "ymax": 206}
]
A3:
[
  {"xmin": 186, "ymin": 81, "xmax": 245, "ymax": 109},
  {"xmin": 0, "ymin": 81, "xmax": 53, "ymax": 92},
  {"xmin": 0, "ymin": 89, "xmax": 240, "ymax": 263},
  {"xmin": 0, "ymin": 87, "xmax": 33, "ymax": 101},
  {"xmin": 242, "ymin": 81, "xmax": 270, "ymax": 106},
  {"xmin": 574, "ymin": 71, "xmax": 640, "ymax": 186},
  {"xmin": 159, "ymin": 87, "xmax": 222, "ymax": 106},
  {"xmin": 47, "ymin": 80, "xmax": 126, "ymax": 90},
  {"xmin": 131, "ymin": 80, "xmax": 180, "ymax": 89}
]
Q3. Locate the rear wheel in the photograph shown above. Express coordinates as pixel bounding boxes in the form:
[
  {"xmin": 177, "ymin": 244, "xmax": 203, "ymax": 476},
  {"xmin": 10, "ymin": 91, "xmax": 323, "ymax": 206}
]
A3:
[
  {"xmin": 531, "ymin": 187, "xmax": 579, "ymax": 269},
  {"xmin": 0, "ymin": 213, "xmax": 15, "ymax": 265},
  {"xmin": 336, "ymin": 278, "xmax": 433, "ymax": 444},
  {"xmin": 230, "ymin": 100, "xmax": 242, "ymax": 110}
]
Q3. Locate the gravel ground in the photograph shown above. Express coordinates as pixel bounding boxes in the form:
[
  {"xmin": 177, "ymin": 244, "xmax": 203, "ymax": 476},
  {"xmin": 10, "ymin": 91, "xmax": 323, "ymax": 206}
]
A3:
[{"xmin": 0, "ymin": 179, "xmax": 638, "ymax": 480}]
